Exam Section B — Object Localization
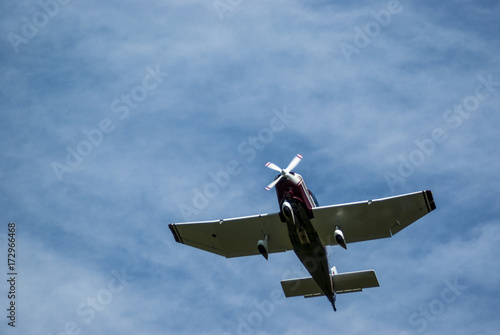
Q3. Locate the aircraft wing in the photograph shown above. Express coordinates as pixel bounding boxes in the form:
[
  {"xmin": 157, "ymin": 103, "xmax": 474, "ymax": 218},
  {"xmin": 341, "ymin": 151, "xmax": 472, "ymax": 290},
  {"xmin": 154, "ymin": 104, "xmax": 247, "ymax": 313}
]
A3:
[
  {"xmin": 169, "ymin": 213, "xmax": 292, "ymax": 258},
  {"xmin": 312, "ymin": 190, "xmax": 436, "ymax": 246}
]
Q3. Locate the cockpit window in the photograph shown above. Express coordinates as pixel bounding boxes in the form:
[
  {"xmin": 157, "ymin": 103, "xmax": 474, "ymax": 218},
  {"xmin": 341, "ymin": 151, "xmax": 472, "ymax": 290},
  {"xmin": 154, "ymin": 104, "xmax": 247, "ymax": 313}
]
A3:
[{"xmin": 309, "ymin": 190, "xmax": 319, "ymax": 206}]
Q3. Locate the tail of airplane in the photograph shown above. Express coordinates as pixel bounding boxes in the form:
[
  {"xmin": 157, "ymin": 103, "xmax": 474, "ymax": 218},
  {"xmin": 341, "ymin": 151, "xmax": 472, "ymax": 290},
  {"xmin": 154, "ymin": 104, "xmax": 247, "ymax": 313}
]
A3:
[{"xmin": 280, "ymin": 269, "xmax": 380, "ymax": 304}]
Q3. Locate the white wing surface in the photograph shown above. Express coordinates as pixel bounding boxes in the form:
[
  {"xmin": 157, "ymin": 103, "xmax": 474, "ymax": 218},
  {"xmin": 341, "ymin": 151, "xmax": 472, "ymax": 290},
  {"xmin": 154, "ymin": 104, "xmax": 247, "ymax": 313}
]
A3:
[
  {"xmin": 312, "ymin": 190, "xmax": 436, "ymax": 246},
  {"xmin": 169, "ymin": 213, "xmax": 292, "ymax": 258}
]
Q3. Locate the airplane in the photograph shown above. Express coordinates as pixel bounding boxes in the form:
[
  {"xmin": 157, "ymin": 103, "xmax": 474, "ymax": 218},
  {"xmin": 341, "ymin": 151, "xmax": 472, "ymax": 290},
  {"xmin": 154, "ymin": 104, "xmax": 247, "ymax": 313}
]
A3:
[{"xmin": 169, "ymin": 154, "xmax": 436, "ymax": 311}]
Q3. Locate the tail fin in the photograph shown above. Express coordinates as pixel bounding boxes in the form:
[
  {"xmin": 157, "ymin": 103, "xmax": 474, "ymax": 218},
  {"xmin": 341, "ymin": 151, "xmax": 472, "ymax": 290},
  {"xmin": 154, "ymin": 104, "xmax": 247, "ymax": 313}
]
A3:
[{"xmin": 281, "ymin": 270, "xmax": 379, "ymax": 298}]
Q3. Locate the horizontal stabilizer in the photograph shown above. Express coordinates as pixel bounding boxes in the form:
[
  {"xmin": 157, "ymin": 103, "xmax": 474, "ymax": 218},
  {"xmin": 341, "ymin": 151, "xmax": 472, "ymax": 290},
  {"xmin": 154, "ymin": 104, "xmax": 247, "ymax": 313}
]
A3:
[{"xmin": 281, "ymin": 270, "xmax": 379, "ymax": 298}]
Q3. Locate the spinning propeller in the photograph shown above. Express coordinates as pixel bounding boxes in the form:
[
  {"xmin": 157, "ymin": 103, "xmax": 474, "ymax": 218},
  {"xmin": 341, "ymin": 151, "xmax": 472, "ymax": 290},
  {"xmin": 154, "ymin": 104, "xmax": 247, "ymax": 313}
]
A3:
[{"xmin": 265, "ymin": 154, "xmax": 303, "ymax": 190}]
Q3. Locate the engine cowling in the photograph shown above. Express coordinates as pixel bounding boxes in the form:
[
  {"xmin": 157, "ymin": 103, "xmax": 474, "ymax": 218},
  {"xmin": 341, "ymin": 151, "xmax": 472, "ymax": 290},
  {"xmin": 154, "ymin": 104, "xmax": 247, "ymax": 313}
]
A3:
[{"xmin": 334, "ymin": 226, "xmax": 347, "ymax": 250}]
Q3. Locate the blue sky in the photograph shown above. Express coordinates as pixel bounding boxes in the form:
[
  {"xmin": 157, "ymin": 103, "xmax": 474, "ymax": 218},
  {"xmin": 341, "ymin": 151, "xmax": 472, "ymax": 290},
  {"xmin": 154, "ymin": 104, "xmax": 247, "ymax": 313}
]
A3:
[{"xmin": 1, "ymin": 0, "xmax": 499, "ymax": 334}]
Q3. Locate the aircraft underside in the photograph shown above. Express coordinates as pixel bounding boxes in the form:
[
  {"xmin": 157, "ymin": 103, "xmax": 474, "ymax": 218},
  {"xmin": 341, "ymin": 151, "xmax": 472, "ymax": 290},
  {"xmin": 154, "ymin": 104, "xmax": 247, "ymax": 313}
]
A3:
[{"xmin": 283, "ymin": 200, "xmax": 337, "ymax": 311}]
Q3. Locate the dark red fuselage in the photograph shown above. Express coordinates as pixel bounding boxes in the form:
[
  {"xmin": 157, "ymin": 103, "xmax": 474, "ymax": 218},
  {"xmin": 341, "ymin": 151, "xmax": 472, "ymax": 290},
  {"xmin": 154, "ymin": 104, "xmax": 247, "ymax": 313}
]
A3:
[{"xmin": 274, "ymin": 172, "xmax": 317, "ymax": 218}]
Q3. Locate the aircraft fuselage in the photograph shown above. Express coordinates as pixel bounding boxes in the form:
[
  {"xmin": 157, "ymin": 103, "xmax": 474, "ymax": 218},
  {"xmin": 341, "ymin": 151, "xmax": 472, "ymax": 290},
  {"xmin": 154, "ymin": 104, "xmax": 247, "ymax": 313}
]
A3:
[{"xmin": 274, "ymin": 173, "xmax": 337, "ymax": 310}]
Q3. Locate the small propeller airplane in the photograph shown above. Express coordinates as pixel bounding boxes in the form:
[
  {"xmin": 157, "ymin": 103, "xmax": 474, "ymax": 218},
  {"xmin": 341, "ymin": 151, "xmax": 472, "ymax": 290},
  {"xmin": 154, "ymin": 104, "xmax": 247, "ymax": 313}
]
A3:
[{"xmin": 169, "ymin": 154, "xmax": 436, "ymax": 311}]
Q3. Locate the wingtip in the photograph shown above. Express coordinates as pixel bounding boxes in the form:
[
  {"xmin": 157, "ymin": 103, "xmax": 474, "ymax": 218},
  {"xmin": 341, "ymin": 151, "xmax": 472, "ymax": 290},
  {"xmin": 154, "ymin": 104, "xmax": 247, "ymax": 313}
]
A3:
[
  {"xmin": 168, "ymin": 224, "xmax": 182, "ymax": 243},
  {"xmin": 424, "ymin": 190, "xmax": 436, "ymax": 211}
]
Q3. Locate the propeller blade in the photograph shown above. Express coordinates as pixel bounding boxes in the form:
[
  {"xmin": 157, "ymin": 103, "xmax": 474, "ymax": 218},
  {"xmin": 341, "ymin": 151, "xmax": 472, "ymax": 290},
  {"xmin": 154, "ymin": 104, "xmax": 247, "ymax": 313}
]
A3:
[
  {"xmin": 265, "ymin": 154, "xmax": 303, "ymax": 190},
  {"xmin": 285, "ymin": 154, "xmax": 303, "ymax": 172},
  {"xmin": 265, "ymin": 162, "xmax": 282, "ymax": 173},
  {"xmin": 265, "ymin": 176, "xmax": 282, "ymax": 191}
]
